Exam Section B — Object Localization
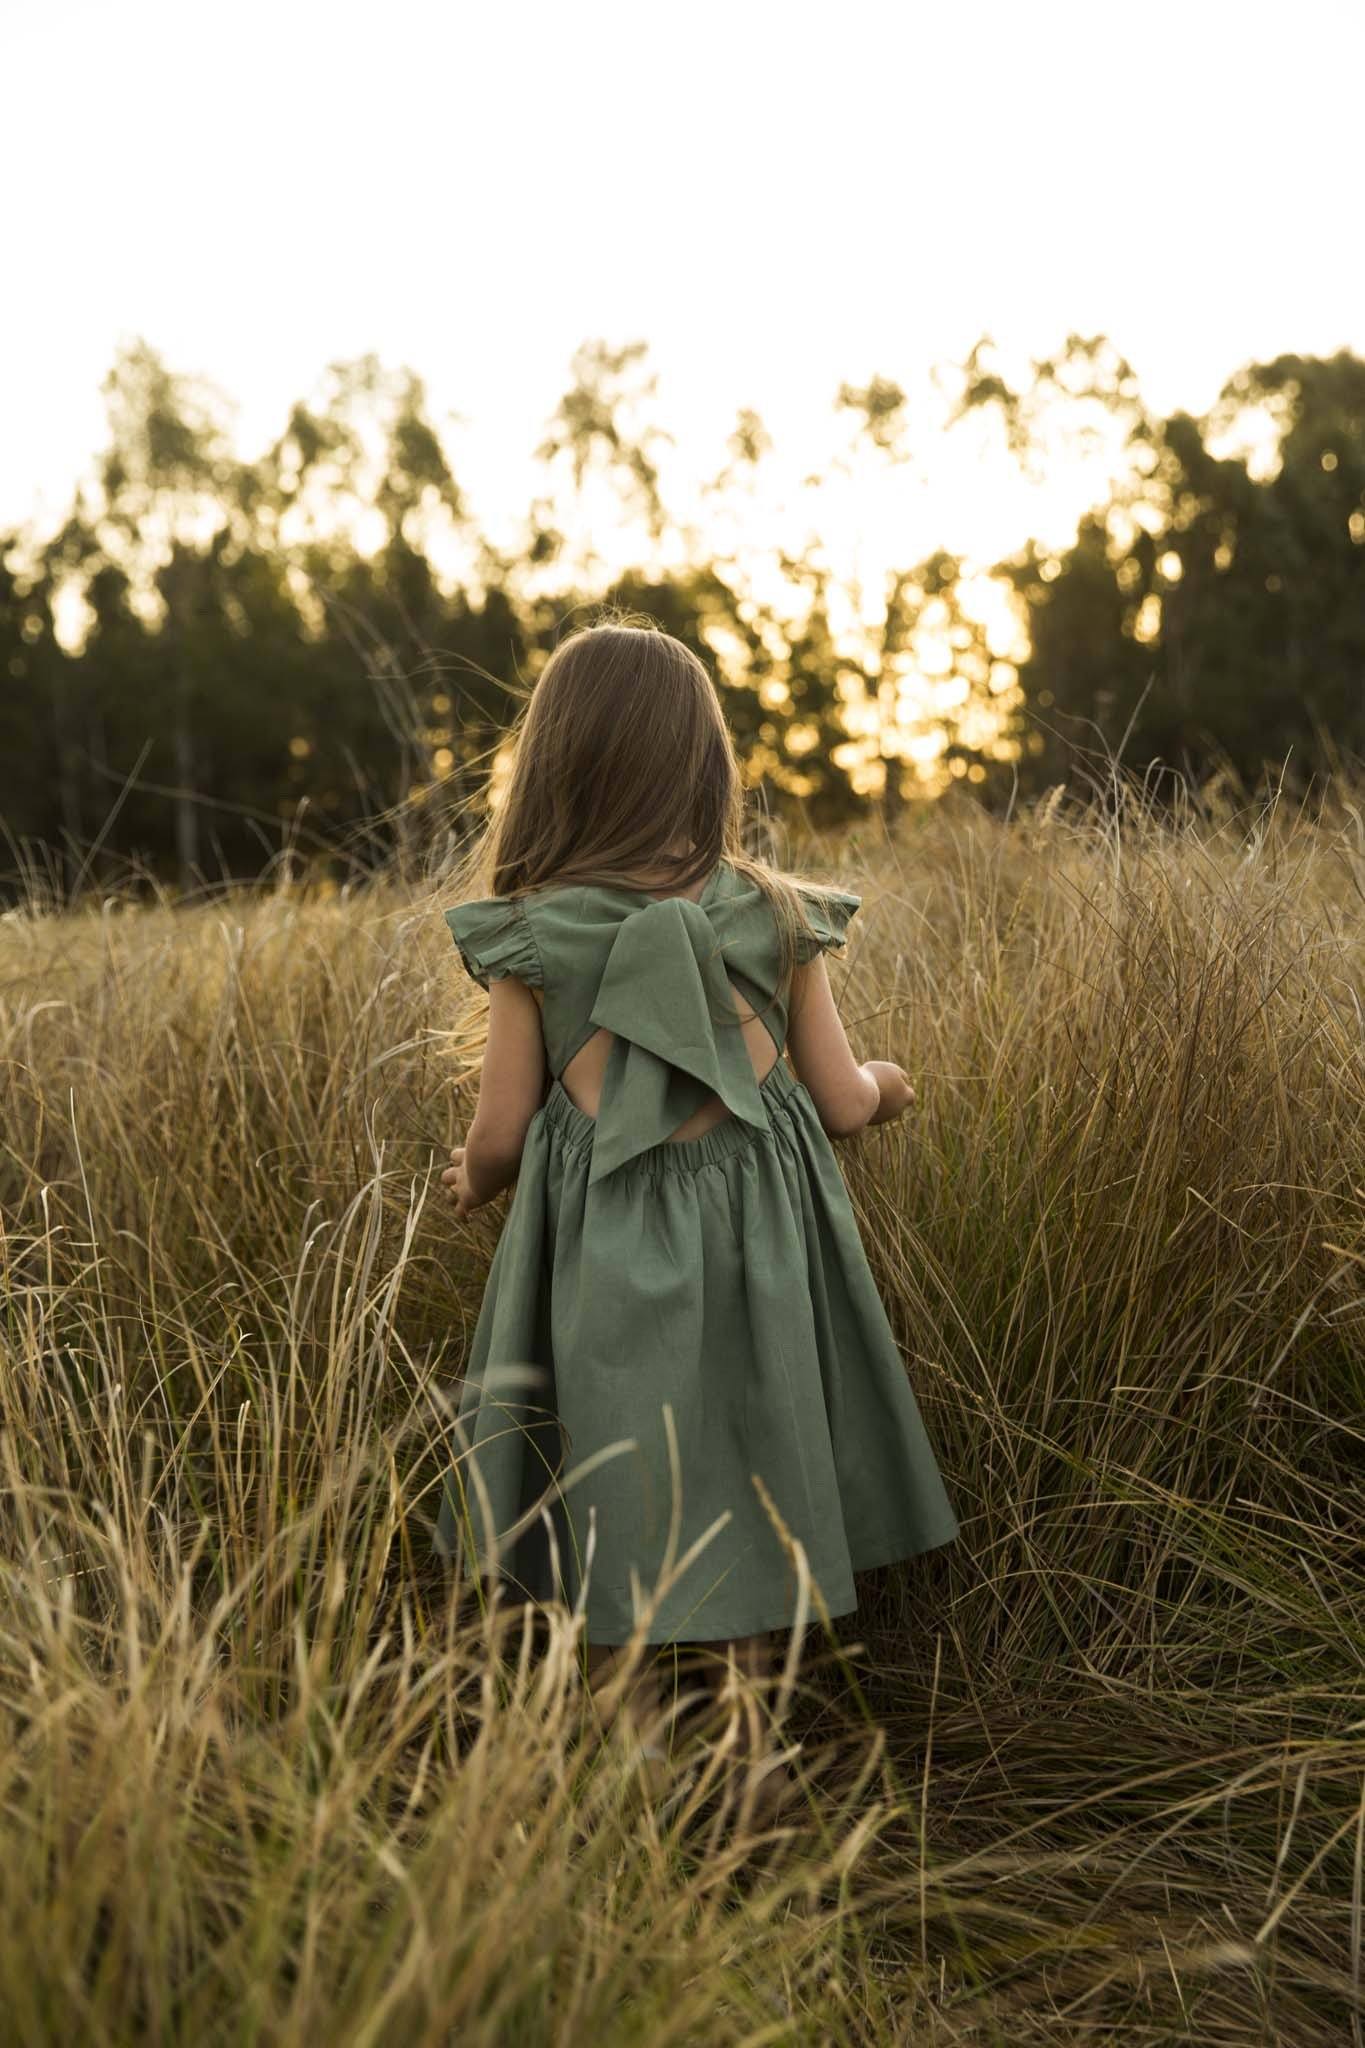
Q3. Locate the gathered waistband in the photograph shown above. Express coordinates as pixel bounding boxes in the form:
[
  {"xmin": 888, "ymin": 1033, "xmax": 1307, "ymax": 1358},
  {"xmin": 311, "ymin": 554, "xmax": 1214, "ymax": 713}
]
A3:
[{"xmin": 541, "ymin": 1054, "xmax": 801, "ymax": 1174}]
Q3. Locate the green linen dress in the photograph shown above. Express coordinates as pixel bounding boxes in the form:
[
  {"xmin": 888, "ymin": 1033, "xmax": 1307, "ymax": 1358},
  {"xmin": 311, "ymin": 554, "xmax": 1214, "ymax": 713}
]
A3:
[{"xmin": 433, "ymin": 856, "xmax": 958, "ymax": 1645}]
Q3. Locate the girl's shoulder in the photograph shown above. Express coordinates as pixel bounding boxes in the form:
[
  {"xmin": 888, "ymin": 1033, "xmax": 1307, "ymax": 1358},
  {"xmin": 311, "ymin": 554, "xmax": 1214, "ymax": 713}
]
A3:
[
  {"xmin": 443, "ymin": 891, "xmax": 543, "ymax": 991},
  {"xmin": 517, "ymin": 858, "xmax": 866, "ymax": 962},
  {"xmin": 442, "ymin": 857, "xmax": 864, "ymax": 991},
  {"xmin": 788, "ymin": 871, "xmax": 862, "ymax": 962}
]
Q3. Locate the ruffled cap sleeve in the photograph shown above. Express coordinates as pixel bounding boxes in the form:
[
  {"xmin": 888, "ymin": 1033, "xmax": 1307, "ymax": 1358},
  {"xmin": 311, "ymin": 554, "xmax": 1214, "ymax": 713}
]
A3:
[
  {"xmin": 444, "ymin": 894, "xmax": 542, "ymax": 990},
  {"xmin": 794, "ymin": 883, "xmax": 862, "ymax": 965}
]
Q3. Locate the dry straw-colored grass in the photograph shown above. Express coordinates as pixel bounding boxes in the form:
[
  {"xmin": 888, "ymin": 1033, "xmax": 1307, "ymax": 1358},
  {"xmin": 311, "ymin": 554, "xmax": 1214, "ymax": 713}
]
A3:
[{"xmin": 1, "ymin": 768, "xmax": 1362, "ymax": 2043}]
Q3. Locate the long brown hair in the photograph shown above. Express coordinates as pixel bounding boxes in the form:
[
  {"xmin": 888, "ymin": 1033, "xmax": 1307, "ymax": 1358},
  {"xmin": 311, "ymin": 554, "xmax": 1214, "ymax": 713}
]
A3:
[{"xmin": 452, "ymin": 612, "xmax": 832, "ymax": 998}]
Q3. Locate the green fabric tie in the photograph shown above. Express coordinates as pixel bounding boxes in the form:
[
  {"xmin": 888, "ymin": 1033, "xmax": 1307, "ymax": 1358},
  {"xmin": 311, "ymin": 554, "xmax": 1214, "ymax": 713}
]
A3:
[{"xmin": 584, "ymin": 895, "xmax": 769, "ymax": 1185}]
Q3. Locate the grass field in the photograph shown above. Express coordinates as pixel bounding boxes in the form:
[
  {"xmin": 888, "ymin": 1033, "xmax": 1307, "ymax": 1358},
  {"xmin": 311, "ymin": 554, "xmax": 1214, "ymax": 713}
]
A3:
[{"xmin": 1, "ymin": 772, "xmax": 1362, "ymax": 2043}]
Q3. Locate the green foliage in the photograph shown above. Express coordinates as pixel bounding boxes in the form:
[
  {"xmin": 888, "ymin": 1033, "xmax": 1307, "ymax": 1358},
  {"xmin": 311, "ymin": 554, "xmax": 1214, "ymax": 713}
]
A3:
[
  {"xmin": 1000, "ymin": 349, "xmax": 1365, "ymax": 790},
  {"xmin": 6, "ymin": 333, "xmax": 1365, "ymax": 895}
]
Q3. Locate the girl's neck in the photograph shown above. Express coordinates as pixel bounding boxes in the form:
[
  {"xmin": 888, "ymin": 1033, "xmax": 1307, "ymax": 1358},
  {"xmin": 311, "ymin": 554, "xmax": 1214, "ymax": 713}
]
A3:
[{"xmin": 623, "ymin": 842, "xmax": 705, "ymax": 898}]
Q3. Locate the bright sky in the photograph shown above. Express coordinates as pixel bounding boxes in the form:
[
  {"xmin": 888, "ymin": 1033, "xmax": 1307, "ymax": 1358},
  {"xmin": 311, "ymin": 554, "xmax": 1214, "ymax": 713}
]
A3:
[{"xmin": 4, "ymin": 0, "xmax": 1361, "ymax": 598}]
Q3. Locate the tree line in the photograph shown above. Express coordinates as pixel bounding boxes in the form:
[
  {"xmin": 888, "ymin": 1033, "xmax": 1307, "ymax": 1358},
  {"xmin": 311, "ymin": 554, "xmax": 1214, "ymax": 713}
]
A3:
[{"xmin": 3, "ymin": 333, "xmax": 1363, "ymax": 896}]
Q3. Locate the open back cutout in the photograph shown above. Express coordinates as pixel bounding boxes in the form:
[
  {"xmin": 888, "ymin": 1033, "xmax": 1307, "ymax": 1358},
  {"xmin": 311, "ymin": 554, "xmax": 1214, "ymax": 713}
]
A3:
[{"xmin": 556, "ymin": 973, "xmax": 779, "ymax": 1142}]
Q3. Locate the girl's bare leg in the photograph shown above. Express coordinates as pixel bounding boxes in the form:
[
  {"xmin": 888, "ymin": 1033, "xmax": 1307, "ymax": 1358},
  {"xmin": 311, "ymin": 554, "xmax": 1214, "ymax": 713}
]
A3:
[
  {"xmin": 586, "ymin": 1633, "xmax": 799, "ymax": 1808},
  {"xmin": 727, "ymin": 1632, "xmax": 775, "ymax": 1681},
  {"xmin": 686, "ymin": 1631, "xmax": 774, "ymax": 1696},
  {"xmin": 585, "ymin": 1640, "xmax": 666, "ymax": 1747},
  {"xmin": 723, "ymin": 1631, "xmax": 776, "ymax": 1740},
  {"xmin": 707, "ymin": 1631, "xmax": 801, "ymax": 1811}
]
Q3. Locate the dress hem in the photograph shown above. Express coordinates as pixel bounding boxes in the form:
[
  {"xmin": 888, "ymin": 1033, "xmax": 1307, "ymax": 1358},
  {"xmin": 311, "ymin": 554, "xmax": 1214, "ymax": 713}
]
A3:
[{"xmin": 433, "ymin": 1523, "xmax": 959, "ymax": 1646}]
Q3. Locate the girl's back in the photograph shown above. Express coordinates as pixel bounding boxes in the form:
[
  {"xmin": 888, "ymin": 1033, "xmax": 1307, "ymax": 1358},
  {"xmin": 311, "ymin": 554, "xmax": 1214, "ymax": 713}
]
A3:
[
  {"xmin": 551, "ymin": 863, "xmax": 776, "ymax": 1143},
  {"xmin": 435, "ymin": 834, "xmax": 958, "ymax": 1648}
]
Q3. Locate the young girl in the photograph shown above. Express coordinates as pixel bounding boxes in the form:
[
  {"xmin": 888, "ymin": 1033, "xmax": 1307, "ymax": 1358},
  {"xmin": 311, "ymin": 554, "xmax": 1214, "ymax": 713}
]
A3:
[{"xmin": 434, "ymin": 621, "xmax": 958, "ymax": 1807}]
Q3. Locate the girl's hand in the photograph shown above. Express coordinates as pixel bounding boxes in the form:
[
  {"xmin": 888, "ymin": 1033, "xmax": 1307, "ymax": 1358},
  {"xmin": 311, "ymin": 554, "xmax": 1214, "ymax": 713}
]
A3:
[
  {"xmin": 440, "ymin": 1144, "xmax": 479, "ymax": 1218},
  {"xmin": 864, "ymin": 1060, "xmax": 916, "ymax": 1126}
]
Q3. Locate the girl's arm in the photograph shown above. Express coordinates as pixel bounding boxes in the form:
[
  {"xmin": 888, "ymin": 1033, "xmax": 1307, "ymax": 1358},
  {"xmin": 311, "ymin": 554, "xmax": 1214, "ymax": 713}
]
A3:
[
  {"xmin": 441, "ymin": 977, "xmax": 547, "ymax": 1216},
  {"xmin": 786, "ymin": 954, "xmax": 914, "ymax": 1139}
]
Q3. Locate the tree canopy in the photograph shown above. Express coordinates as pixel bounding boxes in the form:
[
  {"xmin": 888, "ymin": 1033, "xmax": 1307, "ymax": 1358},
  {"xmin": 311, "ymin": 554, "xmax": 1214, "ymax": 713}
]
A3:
[{"xmin": 3, "ymin": 333, "xmax": 1362, "ymax": 896}]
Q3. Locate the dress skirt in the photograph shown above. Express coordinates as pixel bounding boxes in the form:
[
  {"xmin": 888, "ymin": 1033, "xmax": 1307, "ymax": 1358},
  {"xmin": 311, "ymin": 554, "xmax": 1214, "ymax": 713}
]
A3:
[{"xmin": 433, "ymin": 1056, "xmax": 958, "ymax": 1645}]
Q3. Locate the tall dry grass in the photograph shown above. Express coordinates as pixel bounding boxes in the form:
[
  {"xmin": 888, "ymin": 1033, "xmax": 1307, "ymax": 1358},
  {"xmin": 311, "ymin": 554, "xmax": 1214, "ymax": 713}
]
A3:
[{"xmin": 1, "ymin": 769, "xmax": 1362, "ymax": 2043}]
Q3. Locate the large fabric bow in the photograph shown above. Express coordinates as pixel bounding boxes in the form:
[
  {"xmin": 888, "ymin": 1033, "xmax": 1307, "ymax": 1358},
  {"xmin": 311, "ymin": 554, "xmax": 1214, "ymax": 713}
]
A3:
[{"xmin": 584, "ymin": 895, "xmax": 770, "ymax": 1185}]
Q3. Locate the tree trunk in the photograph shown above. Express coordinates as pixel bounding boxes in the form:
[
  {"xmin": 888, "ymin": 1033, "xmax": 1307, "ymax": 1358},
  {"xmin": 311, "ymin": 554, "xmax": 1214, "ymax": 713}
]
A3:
[
  {"xmin": 880, "ymin": 736, "xmax": 905, "ymax": 840},
  {"xmin": 173, "ymin": 669, "xmax": 199, "ymax": 892},
  {"xmin": 49, "ymin": 663, "xmax": 83, "ymax": 892}
]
